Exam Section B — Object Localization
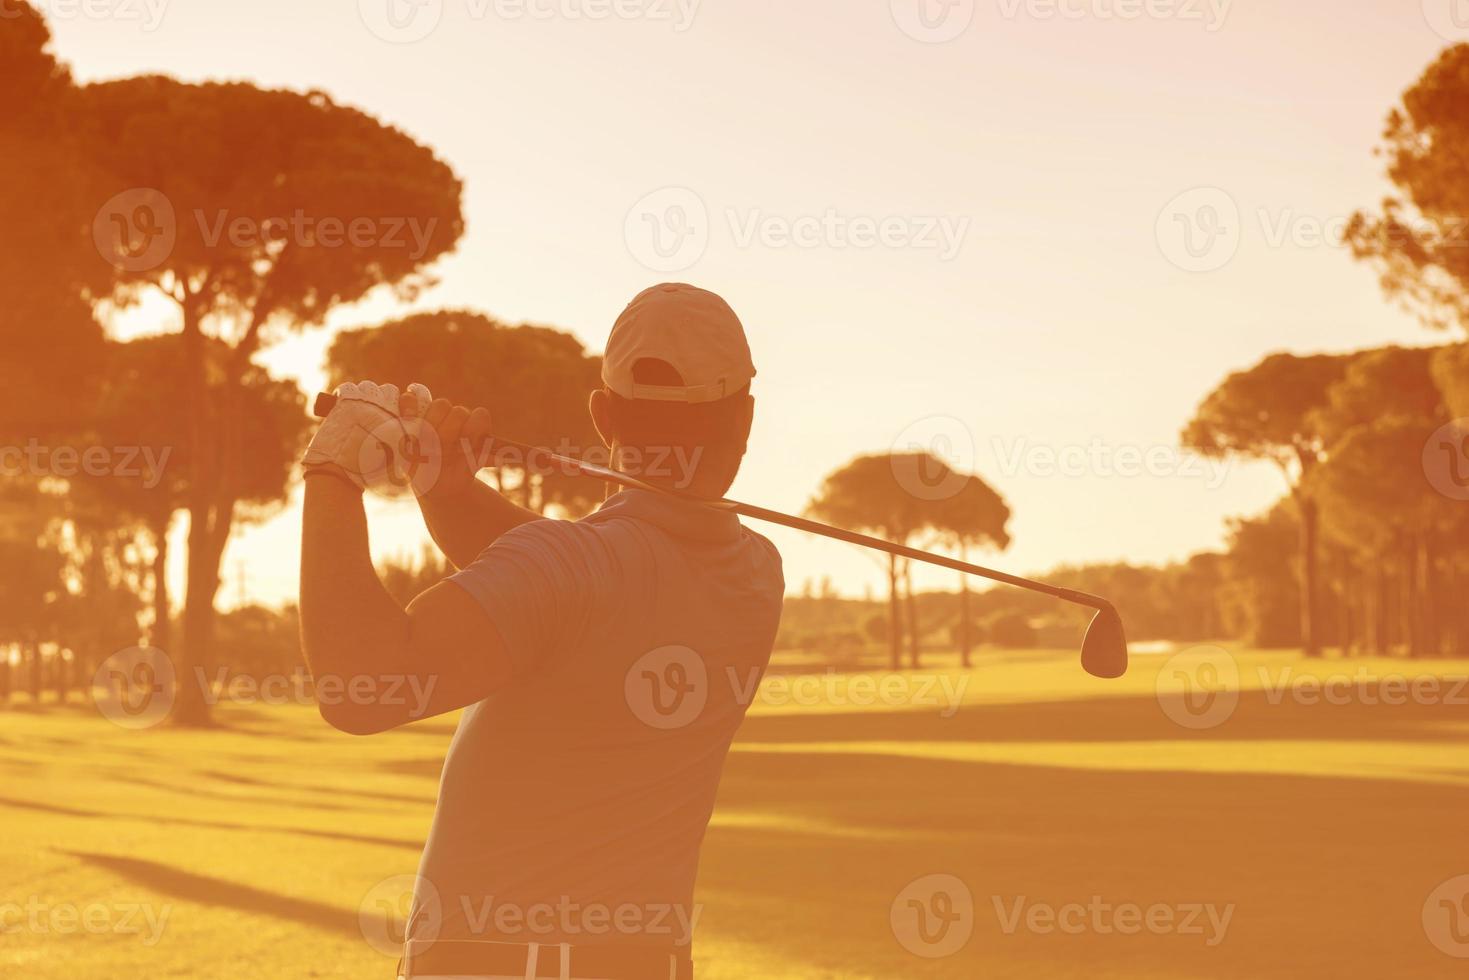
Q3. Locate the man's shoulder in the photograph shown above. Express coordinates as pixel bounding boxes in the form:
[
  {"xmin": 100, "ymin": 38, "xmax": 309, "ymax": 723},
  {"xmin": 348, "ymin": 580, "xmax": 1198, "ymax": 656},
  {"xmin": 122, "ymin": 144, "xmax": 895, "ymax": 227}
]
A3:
[
  {"xmin": 472, "ymin": 516, "xmax": 613, "ymax": 570},
  {"xmin": 742, "ymin": 524, "xmax": 780, "ymax": 557},
  {"xmin": 493, "ymin": 516, "xmax": 582, "ymax": 549},
  {"xmin": 742, "ymin": 525, "xmax": 784, "ymax": 574}
]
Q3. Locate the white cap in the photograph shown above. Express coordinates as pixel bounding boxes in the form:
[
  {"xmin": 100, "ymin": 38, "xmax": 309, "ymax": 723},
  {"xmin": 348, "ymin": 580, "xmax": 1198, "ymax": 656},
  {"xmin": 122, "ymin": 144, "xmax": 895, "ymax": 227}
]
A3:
[{"xmin": 602, "ymin": 283, "xmax": 756, "ymax": 404}]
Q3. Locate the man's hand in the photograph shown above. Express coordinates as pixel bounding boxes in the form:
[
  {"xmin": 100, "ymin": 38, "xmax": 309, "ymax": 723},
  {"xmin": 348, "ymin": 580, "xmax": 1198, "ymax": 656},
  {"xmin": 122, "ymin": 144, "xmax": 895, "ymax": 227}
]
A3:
[
  {"xmin": 397, "ymin": 388, "xmax": 543, "ymax": 568},
  {"xmin": 304, "ymin": 380, "xmax": 438, "ymax": 495},
  {"xmin": 399, "ymin": 387, "xmax": 494, "ymax": 501}
]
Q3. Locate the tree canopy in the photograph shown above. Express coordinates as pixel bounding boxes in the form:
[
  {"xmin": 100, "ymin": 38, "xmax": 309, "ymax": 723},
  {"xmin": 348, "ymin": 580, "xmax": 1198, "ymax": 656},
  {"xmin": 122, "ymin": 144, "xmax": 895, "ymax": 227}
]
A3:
[
  {"xmin": 1347, "ymin": 44, "xmax": 1469, "ymax": 332},
  {"xmin": 75, "ymin": 71, "xmax": 465, "ymax": 723},
  {"xmin": 808, "ymin": 451, "xmax": 1010, "ymax": 668},
  {"xmin": 1182, "ymin": 352, "xmax": 1352, "ymax": 480},
  {"xmin": 0, "ymin": 1, "xmax": 108, "ymax": 434}
]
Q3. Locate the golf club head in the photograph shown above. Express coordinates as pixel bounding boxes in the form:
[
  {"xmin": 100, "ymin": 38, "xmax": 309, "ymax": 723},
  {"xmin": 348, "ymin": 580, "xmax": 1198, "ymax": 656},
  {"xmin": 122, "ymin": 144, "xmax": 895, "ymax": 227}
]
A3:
[{"xmin": 1081, "ymin": 605, "xmax": 1129, "ymax": 679}]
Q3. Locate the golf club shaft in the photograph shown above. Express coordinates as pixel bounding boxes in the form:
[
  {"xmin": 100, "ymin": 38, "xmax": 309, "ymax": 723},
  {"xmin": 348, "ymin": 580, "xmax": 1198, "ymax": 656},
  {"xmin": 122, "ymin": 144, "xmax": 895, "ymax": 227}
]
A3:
[
  {"xmin": 312, "ymin": 392, "xmax": 1111, "ymax": 614},
  {"xmin": 723, "ymin": 499, "xmax": 1108, "ymax": 611}
]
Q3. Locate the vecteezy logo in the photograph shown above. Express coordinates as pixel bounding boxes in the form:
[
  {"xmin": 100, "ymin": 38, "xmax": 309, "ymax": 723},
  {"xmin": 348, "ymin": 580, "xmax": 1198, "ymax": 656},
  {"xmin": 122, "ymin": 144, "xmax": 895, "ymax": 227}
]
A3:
[
  {"xmin": 358, "ymin": 0, "xmax": 444, "ymax": 43},
  {"xmin": 1155, "ymin": 187, "xmax": 1241, "ymax": 273},
  {"xmin": 624, "ymin": 645, "xmax": 708, "ymax": 729},
  {"xmin": 359, "ymin": 414, "xmax": 443, "ymax": 500},
  {"xmin": 92, "ymin": 647, "xmax": 176, "ymax": 729},
  {"xmin": 891, "ymin": 415, "xmax": 976, "ymax": 501},
  {"xmin": 93, "ymin": 189, "xmax": 177, "ymax": 273},
  {"xmin": 1156, "ymin": 645, "xmax": 1240, "ymax": 730},
  {"xmin": 624, "ymin": 187, "xmax": 709, "ymax": 273},
  {"xmin": 1423, "ymin": 874, "xmax": 1469, "ymax": 958},
  {"xmin": 890, "ymin": 0, "xmax": 976, "ymax": 43},
  {"xmin": 1423, "ymin": 418, "xmax": 1469, "ymax": 501},
  {"xmin": 360, "ymin": 874, "xmax": 441, "ymax": 957},
  {"xmin": 1422, "ymin": 0, "xmax": 1469, "ymax": 41},
  {"xmin": 891, "ymin": 874, "xmax": 974, "ymax": 958}
]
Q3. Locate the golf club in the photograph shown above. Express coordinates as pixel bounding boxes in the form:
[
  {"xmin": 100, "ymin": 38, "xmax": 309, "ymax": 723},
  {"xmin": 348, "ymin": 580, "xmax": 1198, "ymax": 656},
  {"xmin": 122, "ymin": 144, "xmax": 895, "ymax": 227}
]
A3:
[{"xmin": 313, "ymin": 392, "xmax": 1129, "ymax": 678}]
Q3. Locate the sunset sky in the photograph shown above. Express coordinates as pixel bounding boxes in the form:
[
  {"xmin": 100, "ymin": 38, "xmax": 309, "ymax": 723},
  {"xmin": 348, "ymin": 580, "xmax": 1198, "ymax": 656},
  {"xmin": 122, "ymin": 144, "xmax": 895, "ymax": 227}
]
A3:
[{"xmin": 48, "ymin": 0, "xmax": 1459, "ymax": 607}]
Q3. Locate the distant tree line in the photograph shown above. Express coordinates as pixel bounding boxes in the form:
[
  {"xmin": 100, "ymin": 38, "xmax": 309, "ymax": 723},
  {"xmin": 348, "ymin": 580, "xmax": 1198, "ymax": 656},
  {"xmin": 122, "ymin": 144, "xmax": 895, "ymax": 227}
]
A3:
[{"xmin": 3, "ymin": 7, "xmax": 1469, "ymax": 716}]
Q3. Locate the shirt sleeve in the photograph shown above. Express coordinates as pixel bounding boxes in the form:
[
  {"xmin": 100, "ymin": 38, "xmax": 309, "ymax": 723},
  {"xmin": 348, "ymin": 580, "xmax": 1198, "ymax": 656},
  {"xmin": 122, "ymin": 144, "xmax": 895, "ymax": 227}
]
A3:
[{"xmin": 446, "ymin": 519, "xmax": 601, "ymax": 678}]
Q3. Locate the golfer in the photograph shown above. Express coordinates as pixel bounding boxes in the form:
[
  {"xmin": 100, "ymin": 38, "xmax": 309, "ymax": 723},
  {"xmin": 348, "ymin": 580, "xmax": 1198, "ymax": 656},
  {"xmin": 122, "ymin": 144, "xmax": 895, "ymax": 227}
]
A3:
[{"xmin": 299, "ymin": 283, "xmax": 784, "ymax": 979}]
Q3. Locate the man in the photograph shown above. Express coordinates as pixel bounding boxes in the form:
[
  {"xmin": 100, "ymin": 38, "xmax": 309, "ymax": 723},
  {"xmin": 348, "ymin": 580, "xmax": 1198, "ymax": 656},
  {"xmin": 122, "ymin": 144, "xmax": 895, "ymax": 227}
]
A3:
[{"xmin": 299, "ymin": 283, "xmax": 784, "ymax": 980}]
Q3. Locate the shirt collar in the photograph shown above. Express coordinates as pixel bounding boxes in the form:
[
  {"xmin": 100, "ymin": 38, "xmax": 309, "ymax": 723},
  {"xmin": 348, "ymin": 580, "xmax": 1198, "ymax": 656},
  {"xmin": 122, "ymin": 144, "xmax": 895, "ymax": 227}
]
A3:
[{"xmin": 589, "ymin": 488, "xmax": 743, "ymax": 544}]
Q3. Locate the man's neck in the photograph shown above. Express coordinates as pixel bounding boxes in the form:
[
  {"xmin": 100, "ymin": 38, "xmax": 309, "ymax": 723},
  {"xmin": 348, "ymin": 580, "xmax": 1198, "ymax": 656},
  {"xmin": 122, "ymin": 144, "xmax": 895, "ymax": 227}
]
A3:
[{"xmin": 609, "ymin": 442, "xmax": 729, "ymax": 499}]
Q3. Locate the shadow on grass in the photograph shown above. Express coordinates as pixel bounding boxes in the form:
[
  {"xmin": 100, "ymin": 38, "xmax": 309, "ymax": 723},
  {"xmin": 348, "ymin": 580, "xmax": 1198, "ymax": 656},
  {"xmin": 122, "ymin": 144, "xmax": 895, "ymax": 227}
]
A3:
[
  {"xmin": 735, "ymin": 684, "xmax": 1469, "ymax": 746},
  {"xmin": 3, "ymin": 698, "xmax": 102, "ymax": 715},
  {"xmin": 61, "ymin": 851, "xmax": 363, "ymax": 937},
  {"xmin": 207, "ymin": 704, "xmax": 461, "ymax": 740},
  {"xmin": 102, "ymin": 772, "xmax": 383, "ymax": 813},
  {"xmin": 0, "ymin": 795, "xmax": 421, "ymax": 852},
  {"xmin": 196, "ymin": 767, "xmax": 434, "ymax": 806}
]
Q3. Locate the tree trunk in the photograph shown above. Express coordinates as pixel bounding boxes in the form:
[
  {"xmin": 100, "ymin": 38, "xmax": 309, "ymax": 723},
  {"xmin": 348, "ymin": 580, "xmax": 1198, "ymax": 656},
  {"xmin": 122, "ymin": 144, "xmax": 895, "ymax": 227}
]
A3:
[
  {"xmin": 1389, "ymin": 567, "xmax": 1401, "ymax": 655},
  {"xmin": 1455, "ymin": 564, "xmax": 1468, "ymax": 659},
  {"xmin": 1418, "ymin": 533, "xmax": 1438, "ymax": 658},
  {"xmin": 179, "ymin": 301, "xmax": 210, "ymax": 726},
  {"xmin": 886, "ymin": 553, "xmax": 902, "ymax": 672},
  {"xmin": 1375, "ymin": 564, "xmax": 1389, "ymax": 655},
  {"xmin": 52, "ymin": 651, "xmax": 69, "ymax": 703},
  {"xmin": 1343, "ymin": 555, "xmax": 1356, "ymax": 656},
  {"xmin": 150, "ymin": 517, "xmax": 172, "ymax": 651},
  {"xmin": 904, "ymin": 560, "xmax": 920, "ymax": 669},
  {"xmin": 180, "ymin": 487, "xmax": 239, "ymax": 725},
  {"xmin": 1401, "ymin": 543, "xmax": 1419, "ymax": 658},
  {"xmin": 178, "ymin": 299, "xmax": 228, "ymax": 727},
  {"xmin": 1457, "ymin": 563, "xmax": 1469, "ymax": 658},
  {"xmin": 178, "ymin": 298, "xmax": 262, "ymax": 727},
  {"xmin": 1298, "ymin": 494, "xmax": 1321, "ymax": 657},
  {"xmin": 1359, "ymin": 565, "xmax": 1375, "ymax": 656},
  {"xmin": 958, "ymin": 574, "xmax": 973, "ymax": 669},
  {"xmin": 25, "ymin": 643, "xmax": 41, "ymax": 702}
]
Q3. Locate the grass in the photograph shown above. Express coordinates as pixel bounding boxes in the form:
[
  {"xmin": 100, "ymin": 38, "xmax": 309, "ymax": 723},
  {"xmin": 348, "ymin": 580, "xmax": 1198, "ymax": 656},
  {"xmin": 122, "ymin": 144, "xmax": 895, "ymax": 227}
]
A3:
[{"xmin": 2, "ymin": 646, "xmax": 1467, "ymax": 978}]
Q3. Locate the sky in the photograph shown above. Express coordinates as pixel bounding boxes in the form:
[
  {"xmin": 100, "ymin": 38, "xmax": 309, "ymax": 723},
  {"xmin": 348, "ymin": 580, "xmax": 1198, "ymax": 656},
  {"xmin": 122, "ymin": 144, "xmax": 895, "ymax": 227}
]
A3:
[{"xmin": 43, "ymin": 0, "xmax": 1465, "ymax": 607}]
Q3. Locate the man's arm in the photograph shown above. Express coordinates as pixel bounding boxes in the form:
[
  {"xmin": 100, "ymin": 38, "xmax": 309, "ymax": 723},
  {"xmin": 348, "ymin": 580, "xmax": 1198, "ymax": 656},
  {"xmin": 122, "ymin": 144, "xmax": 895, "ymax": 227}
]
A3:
[
  {"xmin": 409, "ymin": 396, "xmax": 541, "ymax": 569},
  {"xmin": 419, "ymin": 478, "xmax": 539, "ymax": 570},
  {"xmin": 300, "ymin": 472, "xmax": 513, "ymax": 735}
]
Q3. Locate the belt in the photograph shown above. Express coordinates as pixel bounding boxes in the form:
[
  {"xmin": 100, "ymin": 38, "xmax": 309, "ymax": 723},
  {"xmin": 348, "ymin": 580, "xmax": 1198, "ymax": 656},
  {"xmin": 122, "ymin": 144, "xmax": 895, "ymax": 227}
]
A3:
[{"xmin": 398, "ymin": 938, "xmax": 694, "ymax": 980}]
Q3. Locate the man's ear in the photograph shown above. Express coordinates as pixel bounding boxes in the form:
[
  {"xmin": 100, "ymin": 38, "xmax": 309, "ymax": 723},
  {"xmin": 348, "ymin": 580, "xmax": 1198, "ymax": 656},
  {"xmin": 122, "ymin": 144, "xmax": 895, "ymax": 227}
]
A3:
[
  {"xmin": 735, "ymin": 393, "xmax": 755, "ymax": 455},
  {"xmin": 588, "ymin": 388, "xmax": 614, "ymax": 449}
]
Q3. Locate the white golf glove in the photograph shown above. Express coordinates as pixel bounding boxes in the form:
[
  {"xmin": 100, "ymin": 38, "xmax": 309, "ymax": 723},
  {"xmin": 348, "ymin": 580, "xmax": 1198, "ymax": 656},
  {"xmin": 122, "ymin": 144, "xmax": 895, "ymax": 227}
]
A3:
[{"xmin": 302, "ymin": 380, "xmax": 439, "ymax": 495}]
